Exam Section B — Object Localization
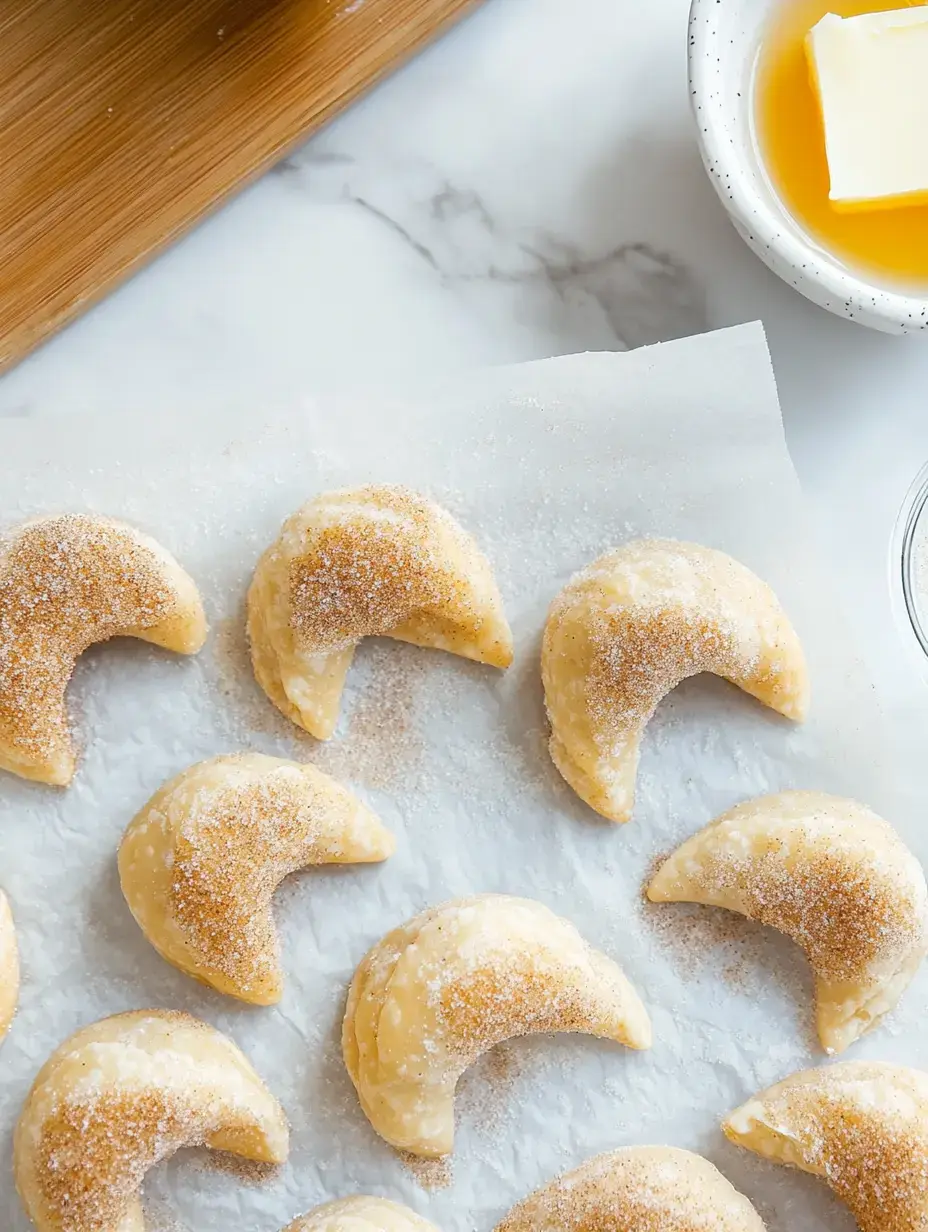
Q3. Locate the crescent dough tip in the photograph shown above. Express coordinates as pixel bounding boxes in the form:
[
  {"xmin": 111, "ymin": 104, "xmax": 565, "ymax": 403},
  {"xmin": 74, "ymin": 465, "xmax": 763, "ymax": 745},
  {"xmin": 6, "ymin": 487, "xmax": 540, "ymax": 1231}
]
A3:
[
  {"xmin": 495, "ymin": 1147, "xmax": 766, "ymax": 1232},
  {"xmin": 14, "ymin": 1010, "xmax": 288, "ymax": 1232},
  {"xmin": 542, "ymin": 539, "xmax": 808, "ymax": 822},
  {"xmin": 282, "ymin": 1197, "xmax": 439, "ymax": 1232},
  {"xmin": 247, "ymin": 485, "xmax": 513, "ymax": 740},
  {"xmin": 0, "ymin": 514, "xmax": 207, "ymax": 786},
  {"xmin": 119, "ymin": 752, "xmax": 395, "ymax": 1004},
  {"xmin": 648, "ymin": 791, "xmax": 928, "ymax": 1053},
  {"xmin": 0, "ymin": 889, "xmax": 19, "ymax": 1042},
  {"xmin": 343, "ymin": 894, "xmax": 651, "ymax": 1158},
  {"xmin": 724, "ymin": 1061, "xmax": 928, "ymax": 1232}
]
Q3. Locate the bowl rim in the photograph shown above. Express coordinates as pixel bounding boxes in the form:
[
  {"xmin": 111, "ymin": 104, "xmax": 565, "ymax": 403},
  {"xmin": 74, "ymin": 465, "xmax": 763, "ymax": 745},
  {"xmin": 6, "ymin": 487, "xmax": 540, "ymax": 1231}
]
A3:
[{"xmin": 687, "ymin": 0, "xmax": 928, "ymax": 332}]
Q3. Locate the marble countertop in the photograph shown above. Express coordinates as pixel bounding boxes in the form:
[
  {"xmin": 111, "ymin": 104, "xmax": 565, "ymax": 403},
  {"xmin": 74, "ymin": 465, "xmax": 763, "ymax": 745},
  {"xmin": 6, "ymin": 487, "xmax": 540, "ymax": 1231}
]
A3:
[{"xmin": 2, "ymin": 0, "xmax": 926, "ymax": 772}]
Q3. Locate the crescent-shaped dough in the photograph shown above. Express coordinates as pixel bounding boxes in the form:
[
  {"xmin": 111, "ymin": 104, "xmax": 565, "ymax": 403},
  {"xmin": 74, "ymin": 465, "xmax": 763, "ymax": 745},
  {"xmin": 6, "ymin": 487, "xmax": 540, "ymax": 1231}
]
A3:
[
  {"xmin": 247, "ymin": 485, "xmax": 513, "ymax": 739},
  {"xmin": 0, "ymin": 889, "xmax": 19, "ymax": 1042},
  {"xmin": 0, "ymin": 514, "xmax": 207, "ymax": 786},
  {"xmin": 648, "ymin": 791, "xmax": 928, "ymax": 1053},
  {"xmin": 118, "ymin": 752, "xmax": 395, "ymax": 1004},
  {"xmin": 343, "ymin": 894, "xmax": 652, "ymax": 1158},
  {"xmin": 14, "ymin": 1010, "xmax": 289, "ymax": 1232},
  {"xmin": 282, "ymin": 1197, "xmax": 439, "ymax": 1232},
  {"xmin": 495, "ymin": 1147, "xmax": 766, "ymax": 1232},
  {"xmin": 724, "ymin": 1061, "xmax": 928, "ymax": 1232},
  {"xmin": 541, "ymin": 539, "xmax": 809, "ymax": 822}
]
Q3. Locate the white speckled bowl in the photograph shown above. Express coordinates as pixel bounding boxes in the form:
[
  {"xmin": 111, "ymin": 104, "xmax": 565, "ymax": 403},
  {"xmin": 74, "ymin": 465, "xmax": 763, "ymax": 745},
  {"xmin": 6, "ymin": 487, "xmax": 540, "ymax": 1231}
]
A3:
[{"xmin": 689, "ymin": 0, "xmax": 928, "ymax": 334}]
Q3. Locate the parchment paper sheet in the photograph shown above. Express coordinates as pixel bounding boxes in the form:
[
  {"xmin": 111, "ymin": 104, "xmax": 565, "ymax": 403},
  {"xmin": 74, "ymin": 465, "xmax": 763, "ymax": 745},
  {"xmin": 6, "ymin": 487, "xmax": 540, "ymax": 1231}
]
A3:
[{"xmin": 0, "ymin": 323, "xmax": 912, "ymax": 1232}]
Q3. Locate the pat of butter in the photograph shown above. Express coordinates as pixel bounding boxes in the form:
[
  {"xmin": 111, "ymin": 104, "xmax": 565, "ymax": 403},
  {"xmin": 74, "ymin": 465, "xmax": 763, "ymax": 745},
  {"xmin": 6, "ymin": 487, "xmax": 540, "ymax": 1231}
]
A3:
[{"xmin": 806, "ymin": 8, "xmax": 928, "ymax": 210}]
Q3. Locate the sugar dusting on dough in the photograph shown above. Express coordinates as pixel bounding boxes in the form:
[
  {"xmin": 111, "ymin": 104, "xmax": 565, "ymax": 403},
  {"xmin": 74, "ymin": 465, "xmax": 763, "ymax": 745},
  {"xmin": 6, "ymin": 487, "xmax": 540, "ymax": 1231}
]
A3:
[
  {"xmin": 585, "ymin": 608, "xmax": 753, "ymax": 738},
  {"xmin": 496, "ymin": 1148, "xmax": 765, "ymax": 1232},
  {"xmin": 542, "ymin": 539, "xmax": 808, "ymax": 820},
  {"xmin": 548, "ymin": 540, "xmax": 792, "ymax": 751},
  {"xmin": 782, "ymin": 1087, "xmax": 928, "ymax": 1232},
  {"xmin": 191, "ymin": 1148, "xmax": 282, "ymax": 1186},
  {"xmin": 119, "ymin": 757, "xmax": 391, "ymax": 1003},
  {"xmin": 170, "ymin": 773, "xmax": 337, "ymax": 991},
  {"xmin": 345, "ymin": 897, "xmax": 648, "ymax": 1163},
  {"xmin": 19, "ymin": 1012, "xmax": 286, "ymax": 1232},
  {"xmin": 666, "ymin": 841, "xmax": 919, "ymax": 985},
  {"xmin": 652, "ymin": 798, "xmax": 928, "ymax": 988},
  {"xmin": 0, "ymin": 515, "xmax": 180, "ymax": 769},
  {"xmin": 438, "ymin": 959, "xmax": 610, "ymax": 1061},
  {"xmin": 419, "ymin": 900, "xmax": 641, "ymax": 1070},
  {"xmin": 640, "ymin": 847, "xmax": 808, "ymax": 1004},
  {"xmin": 35, "ymin": 1088, "xmax": 210, "ymax": 1230},
  {"xmin": 287, "ymin": 487, "xmax": 479, "ymax": 653},
  {"xmin": 729, "ymin": 1067, "xmax": 928, "ymax": 1232},
  {"xmin": 247, "ymin": 483, "xmax": 512, "ymax": 742}
]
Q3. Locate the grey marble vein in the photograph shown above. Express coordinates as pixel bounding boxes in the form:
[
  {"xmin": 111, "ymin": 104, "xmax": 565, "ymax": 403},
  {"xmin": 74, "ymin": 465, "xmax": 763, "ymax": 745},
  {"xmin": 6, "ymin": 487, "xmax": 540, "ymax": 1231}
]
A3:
[{"xmin": 273, "ymin": 151, "xmax": 707, "ymax": 350}]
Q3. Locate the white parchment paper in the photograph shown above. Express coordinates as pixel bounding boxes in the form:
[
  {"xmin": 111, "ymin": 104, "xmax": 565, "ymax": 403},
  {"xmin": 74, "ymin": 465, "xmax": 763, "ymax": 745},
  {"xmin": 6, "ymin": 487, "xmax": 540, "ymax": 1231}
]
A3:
[{"xmin": 0, "ymin": 323, "xmax": 911, "ymax": 1232}]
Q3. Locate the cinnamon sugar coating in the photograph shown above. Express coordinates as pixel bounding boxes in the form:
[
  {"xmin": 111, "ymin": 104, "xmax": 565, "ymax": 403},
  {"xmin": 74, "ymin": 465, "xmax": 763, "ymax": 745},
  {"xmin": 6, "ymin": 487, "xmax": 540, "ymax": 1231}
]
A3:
[
  {"xmin": 119, "ymin": 753, "xmax": 394, "ymax": 1004},
  {"xmin": 0, "ymin": 514, "xmax": 206, "ymax": 785},
  {"xmin": 649, "ymin": 791, "xmax": 928, "ymax": 1053},
  {"xmin": 247, "ymin": 486, "xmax": 512, "ymax": 740},
  {"xmin": 496, "ymin": 1147, "xmax": 766, "ymax": 1232},
  {"xmin": 343, "ymin": 894, "xmax": 651, "ymax": 1158},
  {"xmin": 542, "ymin": 539, "xmax": 808, "ymax": 822},
  {"xmin": 13, "ymin": 1010, "xmax": 288, "ymax": 1232},
  {"xmin": 725, "ymin": 1061, "xmax": 928, "ymax": 1232}
]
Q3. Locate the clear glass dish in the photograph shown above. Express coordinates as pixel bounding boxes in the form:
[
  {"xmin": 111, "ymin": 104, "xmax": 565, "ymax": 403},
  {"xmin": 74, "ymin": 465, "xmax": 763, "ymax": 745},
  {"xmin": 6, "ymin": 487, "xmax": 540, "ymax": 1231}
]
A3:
[{"xmin": 894, "ymin": 462, "xmax": 928, "ymax": 663}]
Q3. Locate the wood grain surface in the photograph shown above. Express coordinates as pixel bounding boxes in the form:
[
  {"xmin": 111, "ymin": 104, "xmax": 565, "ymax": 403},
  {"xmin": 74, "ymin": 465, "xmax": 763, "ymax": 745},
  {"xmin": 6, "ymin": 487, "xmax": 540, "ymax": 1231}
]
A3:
[{"xmin": 0, "ymin": 0, "xmax": 481, "ymax": 373}]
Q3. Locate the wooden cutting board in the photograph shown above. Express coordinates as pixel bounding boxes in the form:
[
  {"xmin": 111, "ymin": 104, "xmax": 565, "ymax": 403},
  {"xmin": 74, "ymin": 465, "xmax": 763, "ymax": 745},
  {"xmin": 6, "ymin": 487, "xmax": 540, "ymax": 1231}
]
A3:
[{"xmin": 0, "ymin": 0, "xmax": 482, "ymax": 375}]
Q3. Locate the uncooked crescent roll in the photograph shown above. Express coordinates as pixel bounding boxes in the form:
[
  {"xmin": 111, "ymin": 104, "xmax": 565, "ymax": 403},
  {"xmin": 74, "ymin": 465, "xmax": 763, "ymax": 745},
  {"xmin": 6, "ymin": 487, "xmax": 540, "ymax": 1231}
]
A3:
[
  {"xmin": 724, "ymin": 1061, "xmax": 928, "ymax": 1232},
  {"xmin": 542, "ymin": 539, "xmax": 808, "ymax": 822},
  {"xmin": 0, "ymin": 889, "xmax": 19, "ymax": 1042},
  {"xmin": 0, "ymin": 514, "xmax": 207, "ymax": 786},
  {"xmin": 648, "ymin": 791, "xmax": 928, "ymax": 1053},
  {"xmin": 343, "ymin": 894, "xmax": 651, "ymax": 1158},
  {"xmin": 248, "ymin": 485, "xmax": 513, "ymax": 739},
  {"xmin": 282, "ymin": 1196, "xmax": 439, "ymax": 1232},
  {"xmin": 119, "ymin": 752, "xmax": 395, "ymax": 1004},
  {"xmin": 14, "ymin": 1010, "xmax": 288, "ymax": 1232},
  {"xmin": 495, "ymin": 1147, "xmax": 766, "ymax": 1232}
]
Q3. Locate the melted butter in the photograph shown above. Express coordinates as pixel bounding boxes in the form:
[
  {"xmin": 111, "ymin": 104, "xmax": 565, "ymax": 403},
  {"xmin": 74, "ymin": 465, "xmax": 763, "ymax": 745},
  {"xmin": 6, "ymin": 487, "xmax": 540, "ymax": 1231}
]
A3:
[{"xmin": 755, "ymin": 0, "xmax": 928, "ymax": 284}]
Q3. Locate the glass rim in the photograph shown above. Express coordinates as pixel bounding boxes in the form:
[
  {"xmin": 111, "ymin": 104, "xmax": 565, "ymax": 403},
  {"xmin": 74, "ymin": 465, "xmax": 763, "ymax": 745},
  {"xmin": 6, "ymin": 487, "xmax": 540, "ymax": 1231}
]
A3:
[{"xmin": 897, "ymin": 462, "xmax": 928, "ymax": 662}]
